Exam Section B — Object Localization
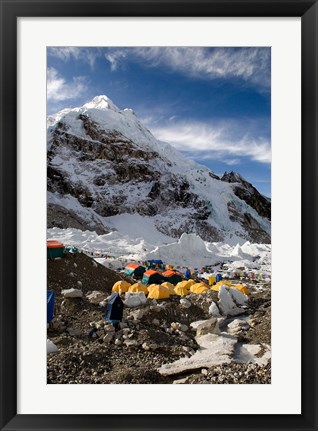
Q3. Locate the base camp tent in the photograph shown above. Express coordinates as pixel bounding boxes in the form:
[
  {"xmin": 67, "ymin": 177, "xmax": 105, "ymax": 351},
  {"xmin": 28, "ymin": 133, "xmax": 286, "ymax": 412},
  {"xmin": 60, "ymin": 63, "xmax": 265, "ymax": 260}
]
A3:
[
  {"xmin": 124, "ymin": 263, "xmax": 145, "ymax": 278},
  {"xmin": 174, "ymin": 284, "xmax": 189, "ymax": 296},
  {"xmin": 208, "ymin": 275, "xmax": 216, "ymax": 286},
  {"xmin": 47, "ymin": 240, "xmax": 64, "ymax": 259},
  {"xmin": 176, "ymin": 280, "xmax": 196, "ymax": 290},
  {"xmin": 112, "ymin": 280, "xmax": 131, "ymax": 293},
  {"xmin": 233, "ymin": 284, "xmax": 250, "ymax": 295},
  {"xmin": 147, "ymin": 285, "xmax": 170, "ymax": 299},
  {"xmin": 161, "ymin": 281, "xmax": 177, "ymax": 295},
  {"xmin": 216, "ymin": 273, "xmax": 223, "ymax": 283},
  {"xmin": 128, "ymin": 282, "xmax": 148, "ymax": 294},
  {"xmin": 162, "ymin": 270, "xmax": 183, "ymax": 285},
  {"xmin": 142, "ymin": 270, "xmax": 164, "ymax": 285},
  {"xmin": 190, "ymin": 283, "xmax": 209, "ymax": 294},
  {"xmin": 145, "ymin": 259, "xmax": 164, "ymax": 269}
]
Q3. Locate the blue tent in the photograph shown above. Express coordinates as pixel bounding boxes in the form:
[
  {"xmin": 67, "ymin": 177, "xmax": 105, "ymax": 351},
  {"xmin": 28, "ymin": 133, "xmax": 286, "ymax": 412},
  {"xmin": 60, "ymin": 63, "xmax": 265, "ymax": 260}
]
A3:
[
  {"xmin": 104, "ymin": 293, "xmax": 124, "ymax": 323},
  {"xmin": 47, "ymin": 290, "xmax": 55, "ymax": 323},
  {"xmin": 185, "ymin": 268, "xmax": 191, "ymax": 279},
  {"xmin": 216, "ymin": 274, "xmax": 223, "ymax": 283},
  {"xmin": 146, "ymin": 259, "xmax": 164, "ymax": 268}
]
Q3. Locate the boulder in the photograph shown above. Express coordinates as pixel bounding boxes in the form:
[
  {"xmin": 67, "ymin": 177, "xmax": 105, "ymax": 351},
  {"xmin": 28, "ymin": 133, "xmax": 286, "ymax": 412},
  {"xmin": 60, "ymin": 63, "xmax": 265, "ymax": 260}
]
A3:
[
  {"xmin": 61, "ymin": 288, "xmax": 83, "ymax": 298},
  {"xmin": 124, "ymin": 292, "xmax": 147, "ymax": 308},
  {"xmin": 218, "ymin": 285, "xmax": 244, "ymax": 316},
  {"xmin": 227, "ymin": 318, "xmax": 250, "ymax": 335},
  {"xmin": 129, "ymin": 307, "xmax": 150, "ymax": 320},
  {"xmin": 208, "ymin": 301, "xmax": 221, "ymax": 317},
  {"xmin": 180, "ymin": 298, "xmax": 191, "ymax": 309},
  {"xmin": 196, "ymin": 318, "xmax": 221, "ymax": 336},
  {"xmin": 47, "ymin": 339, "xmax": 58, "ymax": 354},
  {"xmin": 86, "ymin": 291, "xmax": 106, "ymax": 304},
  {"xmin": 230, "ymin": 288, "xmax": 248, "ymax": 306}
]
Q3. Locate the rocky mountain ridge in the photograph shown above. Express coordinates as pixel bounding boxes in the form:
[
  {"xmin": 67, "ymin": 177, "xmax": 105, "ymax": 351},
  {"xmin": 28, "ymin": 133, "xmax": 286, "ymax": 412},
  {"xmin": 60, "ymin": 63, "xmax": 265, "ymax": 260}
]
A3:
[{"xmin": 47, "ymin": 95, "xmax": 271, "ymax": 243}]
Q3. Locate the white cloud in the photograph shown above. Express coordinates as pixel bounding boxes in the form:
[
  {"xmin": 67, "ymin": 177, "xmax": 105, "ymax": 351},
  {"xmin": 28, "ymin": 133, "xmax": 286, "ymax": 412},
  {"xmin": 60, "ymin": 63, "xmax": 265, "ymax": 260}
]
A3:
[
  {"xmin": 106, "ymin": 47, "xmax": 270, "ymax": 88},
  {"xmin": 47, "ymin": 67, "xmax": 88, "ymax": 101},
  {"xmin": 105, "ymin": 50, "xmax": 127, "ymax": 71},
  {"xmin": 48, "ymin": 47, "xmax": 99, "ymax": 69},
  {"xmin": 148, "ymin": 120, "xmax": 271, "ymax": 164}
]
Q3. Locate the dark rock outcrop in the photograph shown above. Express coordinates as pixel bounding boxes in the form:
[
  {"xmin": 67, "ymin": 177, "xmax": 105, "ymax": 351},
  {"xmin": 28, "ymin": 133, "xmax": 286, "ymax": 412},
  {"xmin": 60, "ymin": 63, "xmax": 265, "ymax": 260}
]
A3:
[{"xmin": 221, "ymin": 171, "xmax": 270, "ymax": 221}]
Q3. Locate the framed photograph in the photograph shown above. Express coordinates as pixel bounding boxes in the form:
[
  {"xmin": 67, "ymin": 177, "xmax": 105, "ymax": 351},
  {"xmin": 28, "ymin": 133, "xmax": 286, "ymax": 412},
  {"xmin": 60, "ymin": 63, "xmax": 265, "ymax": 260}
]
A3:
[{"xmin": 1, "ymin": 0, "xmax": 317, "ymax": 430}]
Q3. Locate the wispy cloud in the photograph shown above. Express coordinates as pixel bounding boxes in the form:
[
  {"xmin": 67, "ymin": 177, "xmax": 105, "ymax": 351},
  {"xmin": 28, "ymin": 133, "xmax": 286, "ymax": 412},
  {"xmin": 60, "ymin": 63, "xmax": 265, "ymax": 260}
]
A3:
[
  {"xmin": 105, "ymin": 47, "xmax": 270, "ymax": 89},
  {"xmin": 48, "ymin": 47, "xmax": 100, "ymax": 69},
  {"xmin": 147, "ymin": 120, "xmax": 271, "ymax": 164},
  {"xmin": 47, "ymin": 67, "xmax": 88, "ymax": 101},
  {"xmin": 105, "ymin": 49, "xmax": 128, "ymax": 71}
]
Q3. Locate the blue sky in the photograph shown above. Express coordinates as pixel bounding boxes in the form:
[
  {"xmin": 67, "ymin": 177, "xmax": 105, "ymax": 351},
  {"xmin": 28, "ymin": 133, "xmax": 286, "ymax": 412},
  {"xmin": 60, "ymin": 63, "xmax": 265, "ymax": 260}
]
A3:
[{"xmin": 47, "ymin": 47, "xmax": 271, "ymax": 197}]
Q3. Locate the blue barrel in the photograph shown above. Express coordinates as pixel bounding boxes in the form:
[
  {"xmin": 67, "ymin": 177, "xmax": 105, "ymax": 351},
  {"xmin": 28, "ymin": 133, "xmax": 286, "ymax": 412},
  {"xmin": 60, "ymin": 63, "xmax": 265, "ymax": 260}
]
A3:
[{"xmin": 47, "ymin": 290, "xmax": 55, "ymax": 323}]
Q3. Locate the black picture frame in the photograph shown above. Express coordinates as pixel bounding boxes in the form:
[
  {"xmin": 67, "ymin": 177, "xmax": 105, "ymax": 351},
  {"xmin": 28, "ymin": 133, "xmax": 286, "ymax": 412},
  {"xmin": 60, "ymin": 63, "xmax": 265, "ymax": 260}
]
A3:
[{"xmin": 1, "ymin": 1, "xmax": 317, "ymax": 430}]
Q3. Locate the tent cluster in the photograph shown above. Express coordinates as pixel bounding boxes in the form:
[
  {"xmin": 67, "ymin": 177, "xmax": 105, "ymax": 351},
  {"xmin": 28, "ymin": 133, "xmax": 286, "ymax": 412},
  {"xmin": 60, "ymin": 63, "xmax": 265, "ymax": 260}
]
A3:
[
  {"xmin": 112, "ymin": 278, "xmax": 250, "ymax": 299},
  {"xmin": 123, "ymin": 263, "xmax": 184, "ymax": 286}
]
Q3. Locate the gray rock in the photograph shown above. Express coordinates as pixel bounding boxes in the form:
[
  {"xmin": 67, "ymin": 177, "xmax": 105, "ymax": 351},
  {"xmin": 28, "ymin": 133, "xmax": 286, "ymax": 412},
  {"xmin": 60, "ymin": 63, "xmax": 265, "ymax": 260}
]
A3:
[
  {"xmin": 124, "ymin": 339, "xmax": 138, "ymax": 348},
  {"xmin": 208, "ymin": 301, "xmax": 221, "ymax": 317},
  {"xmin": 196, "ymin": 318, "xmax": 221, "ymax": 336},
  {"xmin": 61, "ymin": 288, "xmax": 83, "ymax": 298},
  {"xmin": 67, "ymin": 327, "xmax": 82, "ymax": 336},
  {"xmin": 103, "ymin": 333, "xmax": 114, "ymax": 343},
  {"xmin": 180, "ymin": 298, "xmax": 191, "ymax": 309}
]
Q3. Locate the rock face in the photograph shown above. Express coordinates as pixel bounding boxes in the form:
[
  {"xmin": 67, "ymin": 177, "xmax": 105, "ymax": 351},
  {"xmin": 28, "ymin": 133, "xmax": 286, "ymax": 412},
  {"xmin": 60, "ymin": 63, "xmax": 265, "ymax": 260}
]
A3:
[
  {"xmin": 47, "ymin": 95, "xmax": 271, "ymax": 243},
  {"xmin": 222, "ymin": 171, "xmax": 271, "ymax": 243}
]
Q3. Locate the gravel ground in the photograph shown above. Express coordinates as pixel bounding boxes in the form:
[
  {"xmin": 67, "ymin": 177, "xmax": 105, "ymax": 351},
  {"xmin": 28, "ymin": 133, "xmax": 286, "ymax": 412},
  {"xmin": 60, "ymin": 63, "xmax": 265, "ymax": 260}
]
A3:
[{"xmin": 47, "ymin": 252, "xmax": 271, "ymax": 384}]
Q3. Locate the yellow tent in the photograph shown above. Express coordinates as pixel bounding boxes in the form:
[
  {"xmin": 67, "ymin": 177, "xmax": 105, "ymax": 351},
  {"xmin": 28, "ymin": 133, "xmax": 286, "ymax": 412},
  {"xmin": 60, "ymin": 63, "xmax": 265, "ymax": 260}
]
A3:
[
  {"xmin": 176, "ymin": 280, "xmax": 195, "ymax": 290},
  {"xmin": 147, "ymin": 284, "xmax": 158, "ymax": 292},
  {"xmin": 128, "ymin": 282, "xmax": 148, "ymax": 294},
  {"xmin": 190, "ymin": 283, "xmax": 209, "ymax": 294},
  {"xmin": 211, "ymin": 281, "xmax": 232, "ymax": 291},
  {"xmin": 233, "ymin": 284, "xmax": 250, "ymax": 295},
  {"xmin": 161, "ymin": 282, "xmax": 177, "ymax": 295},
  {"xmin": 208, "ymin": 275, "xmax": 216, "ymax": 286},
  {"xmin": 112, "ymin": 280, "xmax": 131, "ymax": 293},
  {"xmin": 147, "ymin": 285, "xmax": 170, "ymax": 299},
  {"xmin": 174, "ymin": 285, "xmax": 189, "ymax": 296}
]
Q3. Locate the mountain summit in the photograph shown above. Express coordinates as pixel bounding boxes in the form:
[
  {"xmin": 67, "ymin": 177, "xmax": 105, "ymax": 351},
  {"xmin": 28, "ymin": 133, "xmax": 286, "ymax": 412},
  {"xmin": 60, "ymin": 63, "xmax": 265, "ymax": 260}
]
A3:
[
  {"xmin": 47, "ymin": 96, "xmax": 271, "ymax": 243},
  {"xmin": 82, "ymin": 95, "xmax": 119, "ymax": 112}
]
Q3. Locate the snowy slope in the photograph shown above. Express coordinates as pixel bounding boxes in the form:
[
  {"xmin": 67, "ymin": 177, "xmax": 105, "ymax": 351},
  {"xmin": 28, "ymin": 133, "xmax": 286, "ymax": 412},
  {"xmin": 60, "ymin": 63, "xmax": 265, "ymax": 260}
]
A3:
[
  {"xmin": 47, "ymin": 95, "xmax": 271, "ymax": 244},
  {"xmin": 47, "ymin": 227, "xmax": 271, "ymax": 274}
]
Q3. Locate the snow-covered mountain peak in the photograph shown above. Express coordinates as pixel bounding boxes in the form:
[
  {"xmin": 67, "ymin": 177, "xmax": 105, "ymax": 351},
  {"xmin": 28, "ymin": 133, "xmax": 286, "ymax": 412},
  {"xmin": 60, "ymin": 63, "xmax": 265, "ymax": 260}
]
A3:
[
  {"xmin": 221, "ymin": 171, "xmax": 245, "ymax": 184},
  {"xmin": 82, "ymin": 95, "xmax": 119, "ymax": 112},
  {"xmin": 47, "ymin": 95, "xmax": 271, "ymax": 244}
]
